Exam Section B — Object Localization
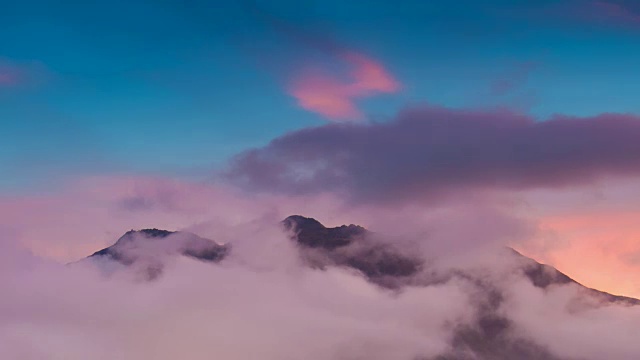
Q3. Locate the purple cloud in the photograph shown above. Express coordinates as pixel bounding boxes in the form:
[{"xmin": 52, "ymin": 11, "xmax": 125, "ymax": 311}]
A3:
[{"xmin": 226, "ymin": 106, "xmax": 640, "ymax": 204}]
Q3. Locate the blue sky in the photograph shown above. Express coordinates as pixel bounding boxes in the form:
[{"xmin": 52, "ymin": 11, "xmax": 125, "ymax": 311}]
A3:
[{"xmin": 2, "ymin": 0, "xmax": 640, "ymax": 191}]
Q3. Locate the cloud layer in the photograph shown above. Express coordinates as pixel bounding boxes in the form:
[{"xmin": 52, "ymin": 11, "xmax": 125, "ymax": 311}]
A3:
[
  {"xmin": 2, "ymin": 184, "xmax": 640, "ymax": 359},
  {"xmin": 227, "ymin": 106, "xmax": 640, "ymax": 204}
]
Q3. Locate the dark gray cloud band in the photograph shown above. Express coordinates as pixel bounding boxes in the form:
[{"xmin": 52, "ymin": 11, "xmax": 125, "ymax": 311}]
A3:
[{"xmin": 226, "ymin": 106, "xmax": 640, "ymax": 203}]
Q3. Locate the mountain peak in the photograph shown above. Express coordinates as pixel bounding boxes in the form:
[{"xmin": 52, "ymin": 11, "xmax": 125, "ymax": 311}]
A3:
[
  {"xmin": 127, "ymin": 228, "xmax": 174, "ymax": 237},
  {"xmin": 282, "ymin": 215, "xmax": 325, "ymax": 231},
  {"xmin": 115, "ymin": 228, "xmax": 175, "ymax": 245},
  {"xmin": 89, "ymin": 228, "xmax": 228, "ymax": 271},
  {"xmin": 282, "ymin": 215, "xmax": 367, "ymax": 249}
]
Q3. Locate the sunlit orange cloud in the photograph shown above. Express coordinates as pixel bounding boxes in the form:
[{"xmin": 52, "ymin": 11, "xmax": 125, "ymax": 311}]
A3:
[
  {"xmin": 516, "ymin": 179, "xmax": 640, "ymax": 298},
  {"xmin": 289, "ymin": 52, "xmax": 400, "ymax": 121},
  {"xmin": 533, "ymin": 213, "xmax": 640, "ymax": 298}
]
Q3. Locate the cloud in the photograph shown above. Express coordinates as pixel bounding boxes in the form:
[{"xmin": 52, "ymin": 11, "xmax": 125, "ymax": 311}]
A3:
[
  {"xmin": 289, "ymin": 51, "xmax": 400, "ymax": 121},
  {"xmin": 226, "ymin": 106, "xmax": 640, "ymax": 204},
  {"xmin": 244, "ymin": 2, "xmax": 400, "ymax": 122},
  {"xmin": 0, "ymin": 175, "xmax": 526, "ymax": 264},
  {"xmin": 0, "ymin": 193, "xmax": 479, "ymax": 360},
  {"xmin": 503, "ymin": 277, "xmax": 640, "ymax": 360},
  {"xmin": 0, "ymin": 242, "xmax": 474, "ymax": 360},
  {"xmin": 2, "ymin": 173, "xmax": 640, "ymax": 358},
  {"xmin": 515, "ymin": 177, "xmax": 640, "ymax": 299},
  {"xmin": 1, "ymin": 182, "xmax": 640, "ymax": 359}
]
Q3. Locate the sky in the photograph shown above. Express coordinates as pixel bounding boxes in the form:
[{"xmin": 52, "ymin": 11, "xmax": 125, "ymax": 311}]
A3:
[{"xmin": 2, "ymin": 0, "xmax": 640, "ymax": 298}]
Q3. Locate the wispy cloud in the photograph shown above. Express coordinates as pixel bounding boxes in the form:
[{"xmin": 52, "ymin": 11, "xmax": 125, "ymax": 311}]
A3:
[
  {"xmin": 244, "ymin": 2, "xmax": 400, "ymax": 122},
  {"xmin": 2, "ymin": 174, "xmax": 640, "ymax": 359}
]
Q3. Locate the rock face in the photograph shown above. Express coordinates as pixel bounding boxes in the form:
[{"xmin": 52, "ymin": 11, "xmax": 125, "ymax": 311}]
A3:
[
  {"xmin": 282, "ymin": 215, "xmax": 368, "ymax": 249},
  {"xmin": 282, "ymin": 215, "xmax": 422, "ymax": 283}
]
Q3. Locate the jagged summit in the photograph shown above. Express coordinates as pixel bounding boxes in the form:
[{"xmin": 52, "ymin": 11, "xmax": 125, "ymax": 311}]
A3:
[
  {"xmin": 111, "ymin": 228, "xmax": 174, "ymax": 246},
  {"xmin": 282, "ymin": 214, "xmax": 367, "ymax": 249},
  {"xmin": 123, "ymin": 228, "xmax": 174, "ymax": 238},
  {"xmin": 283, "ymin": 215, "xmax": 325, "ymax": 230}
]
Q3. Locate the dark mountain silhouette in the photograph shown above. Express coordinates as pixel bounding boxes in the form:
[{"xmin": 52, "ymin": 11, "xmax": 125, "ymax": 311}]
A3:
[
  {"xmin": 282, "ymin": 215, "xmax": 422, "ymax": 282},
  {"xmin": 282, "ymin": 215, "xmax": 368, "ymax": 249}
]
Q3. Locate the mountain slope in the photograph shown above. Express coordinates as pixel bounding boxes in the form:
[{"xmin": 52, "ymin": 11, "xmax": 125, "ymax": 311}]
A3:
[
  {"xmin": 88, "ymin": 228, "xmax": 228, "ymax": 279},
  {"xmin": 84, "ymin": 216, "xmax": 638, "ymax": 359}
]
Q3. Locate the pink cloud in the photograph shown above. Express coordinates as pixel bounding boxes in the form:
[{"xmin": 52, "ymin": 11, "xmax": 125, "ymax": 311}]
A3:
[
  {"xmin": 516, "ymin": 177, "xmax": 640, "ymax": 299},
  {"xmin": 2, "ymin": 172, "xmax": 640, "ymax": 302},
  {"xmin": 0, "ymin": 175, "xmax": 354, "ymax": 263},
  {"xmin": 244, "ymin": 3, "xmax": 400, "ymax": 121},
  {"xmin": 289, "ymin": 70, "xmax": 362, "ymax": 120},
  {"xmin": 342, "ymin": 52, "xmax": 400, "ymax": 94},
  {"xmin": 289, "ymin": 52, "xmax": 400, "ymax": 122},
  {"xmin": 0, "ymin": 175, "xmax": 523, "ymax": 265}
]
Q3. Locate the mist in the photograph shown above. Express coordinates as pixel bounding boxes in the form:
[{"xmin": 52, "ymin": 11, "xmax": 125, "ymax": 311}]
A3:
[{"xmin": 1, "ymin": 177, "xmax": 639, "ymax": 359}]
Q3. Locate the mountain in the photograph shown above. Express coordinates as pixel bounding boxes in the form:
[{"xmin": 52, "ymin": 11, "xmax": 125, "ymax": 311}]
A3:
[
  {"xmin": 282, "ymin": 215, "xmax": 639, "ymax": 305},
  {"xmin": 282, "ymin": 215, "xmax": 422, "ymax": 283},
  {"xmin": 507, "ymin": 247, "xmax": 639, "ymax": 306},
  {"xmin": 88, "ymin": 228, "xmax": 228, "ymax": 279},
  {"xmin": 88, "ymin": 215, "xmax": 638, "ymax": 305},
  {"xmin": 85, "ymin": 215, "xmax": 638, "ymax": 359}
]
